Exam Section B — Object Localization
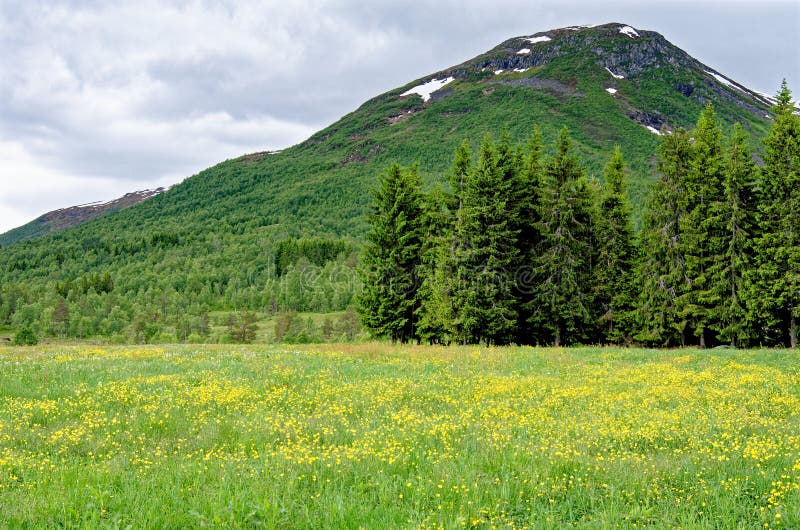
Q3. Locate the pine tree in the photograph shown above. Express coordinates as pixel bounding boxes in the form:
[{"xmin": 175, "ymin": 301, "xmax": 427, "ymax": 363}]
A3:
[
  {"xmin": 710, "ymin": 123, "xmax": 758, "ymax": 346},
  {"xmin": 595, "ymin": 146, "xmax": 636, "ymax": 343},
  {"xmin": 530, "ymin": 127, "xmax": 595, "ymax": 346},
  {"xmin": 636, "ymin": 128, "xmax": 692, "ymax": 346},
  {"xmin": 677, "ymin": 104, "xmax": 726, "ymax": 347},
  {"xmin": 451, "ymin": 136, "xmax": 519, "ymax": 345},
  {"xmin": 750, "ymin": 81, "xmax": 800, "ymax": 347},
  {"xmin": 357, "ymin": 163, "xmax": 425, "ymax": 343}
]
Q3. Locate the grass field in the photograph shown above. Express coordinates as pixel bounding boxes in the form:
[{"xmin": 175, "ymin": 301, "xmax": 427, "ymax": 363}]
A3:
[{"xmin": 0, "ymin": 344, "xmax": 798, "ymax": 528}]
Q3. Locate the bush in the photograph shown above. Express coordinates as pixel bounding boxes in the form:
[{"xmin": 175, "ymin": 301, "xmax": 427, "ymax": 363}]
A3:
[{"xmin": 13, "ymin": 327, "xmax": 38, "ymax": 346}]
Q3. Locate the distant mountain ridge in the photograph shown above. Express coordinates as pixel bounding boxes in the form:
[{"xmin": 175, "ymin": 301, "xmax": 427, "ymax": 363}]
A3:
[{"xmin": 0, "ymin": 188, "xmax": 165, "ymax": 246}]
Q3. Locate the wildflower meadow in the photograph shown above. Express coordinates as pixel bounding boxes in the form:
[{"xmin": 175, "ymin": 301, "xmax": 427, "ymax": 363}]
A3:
[{"xmin": 0, "ymin": 344, "xmax": 798, "ymax": 528}]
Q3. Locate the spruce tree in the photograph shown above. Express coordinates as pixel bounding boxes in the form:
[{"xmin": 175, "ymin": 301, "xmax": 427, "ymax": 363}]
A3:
[
  {"xmin": 636, "ymin": 129, "xmax": 692, "ymax": 346},
  {"xmin": 357, "ymin": 163, "xmax": 424, "ymax": 343},
  {"xmin": 710, "ymin": 123, "xmax": 758, "ymax": 346},
  {"xmin": 750, "ymin": 81, "xmax": 800, "ymax": 347},
  {"xmin": 416, "ymin": 141, "xmax": 473, "ymax": 344},
  {"xmin": 415, "ymin": 185, "xmax": 456, "ymax": 344},
  {"xmin": 530, "ymin": 127, "xmax": 595, "ymax": 346},
  {"xmin": 595, "ymin": 147, "xmax": 636, "ymax": 343},
  {"xmin": 447, "ymin": 139, "xmax": 472, "ymax": 211},
  {"xmin": 677, "ymin": 104, "xmax": 726, "ymax": 347},
  {"xmin": 511, "ymin": 126, "xmax": 544, "ymax": 345},
  {"xmin": 451, "ymin": 136, "xmax": 519, "ymax": 345}
]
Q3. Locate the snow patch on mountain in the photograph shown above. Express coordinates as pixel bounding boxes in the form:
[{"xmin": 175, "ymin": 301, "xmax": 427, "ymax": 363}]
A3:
[
  {"xmin": 755, "ymin": 91, "xmax": 778, "ymax": 106},
  {"xmin": 517, "ymin": 48, "xmax": 531, "ymax": 55},
  {"xmin": 605, "ymin": 67, "xmax": 624, "ymax": 79},
  {"xmin": 645, "ymin": 125, "xmax": 662, "ymax": 135},
  {"xmin": 619, "ymin": 26, "xmax": 639, "ymax": 38},
  {"xmin": 705, "ymin": 70, "xmax": 745, "ymax": 93},
  {"xmin": 606, "ymin": 88, "xmax": 617, "ymax": 95},
  {"xmin": 401, "ymin": 77, "xmax": 455, "ymax": 102},
  {"xmin": 524, "ymin": 36, "xmax": 551, "ymax": 44}
]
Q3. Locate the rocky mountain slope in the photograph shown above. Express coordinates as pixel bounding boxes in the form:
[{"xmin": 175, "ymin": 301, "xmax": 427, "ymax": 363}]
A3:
[{"xmin": 0, "ymin": 188, "xmax": 164, "ymax": 247}]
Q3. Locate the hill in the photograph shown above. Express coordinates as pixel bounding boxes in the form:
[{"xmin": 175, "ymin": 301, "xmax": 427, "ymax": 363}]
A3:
[
  {"xmin": 0, "ymin": 188, "xmax": 165, "ymax": 247},
  {"xmin": 0, "ymin": 23, "xmax": 781, "ymax": 340}
]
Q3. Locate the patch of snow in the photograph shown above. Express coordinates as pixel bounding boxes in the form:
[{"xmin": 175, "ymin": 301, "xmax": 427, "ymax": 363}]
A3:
[
  {"xmin": 619, "ymin": 26, "xmax": 639, "ymax": 38},
  {"xmin": 524, "ymin": 36, "xmax": 551, "ymax": 44},
  {"xmin": 765, "ymin": 114, "xmax": 771, "ymax": 119},
  {"xmin": 606, "ymin": 88, "xmax": 617, "ymax": 95},
  {"xmin": 646, "ymin": 125, "xmax": 662, "ymax": 136},
  {"xmin": 400, "ymin": 77, "xmax": 455, "ymax": 102},
  {"xmin": 704, "ymin": 70, "xmax": 745, "ymax": 93},
  {"xmin": 516, "ymin": 48, "xmax": 531, "ymax": 55},
  {"xmin": 566, "ymin": 24, "xmax": 599, "ymax": 30},
  {"xmin": 604, "ymin": 67, "xmax": 624, "ymax": 79},
  {"xmin": 755, "ymin": 91, "xmax": 778, "ymax": 106},
  {"xmin": 494, "ymin": 69, "xmax": 504, "ymax": 75},
  {"xmin": 513, "ymin": 68, "xmax": 529, "ymax": 73}
]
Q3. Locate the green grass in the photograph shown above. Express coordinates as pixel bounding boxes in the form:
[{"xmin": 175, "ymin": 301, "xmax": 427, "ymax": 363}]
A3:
[{"xmin": 0, "ymin": 344, "xmax": 798, "ymax": 528}]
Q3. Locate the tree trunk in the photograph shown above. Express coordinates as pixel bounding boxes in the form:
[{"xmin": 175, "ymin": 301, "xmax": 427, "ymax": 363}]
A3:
[
  {"xmin": 554, "ymin": 328, "xmax": 561, "ymax": 347},
  {"xmin": 699, "ymin": 332, "xmax": 706, "ymax": 349},
  {"xmin": 791, "ymin": 315, "xmax": 797, "ymax": 349}
]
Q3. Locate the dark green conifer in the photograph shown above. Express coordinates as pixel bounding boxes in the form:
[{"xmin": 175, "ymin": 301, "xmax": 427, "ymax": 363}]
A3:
[
  {"xmin": 710, "ymin": 124, "xmax": 758, "ymax": 346},
  {"xmin": 636, "ymin": 129, "xmax": 692, "ymax": 346},
  {"xmin": 530, "ymin": 127, "xmax": 595, "ymax": 346},
  {"xmin": 357, "ymin": 163, "xmax": 424, "ymax": 343},
  {"xmin": 749, "ymin": 81, "xmax": 800, "ymax": 347},
  {"xmin": 677, "ymin": 104, "xmax": 726, "ymax": 347},
  {"xmin": 451, "ymin": 136, "xmax": 519, "ymax": 345},
  {"xmin": 595, "ymin": 147, "xmax": 636, "ymax": 343}
]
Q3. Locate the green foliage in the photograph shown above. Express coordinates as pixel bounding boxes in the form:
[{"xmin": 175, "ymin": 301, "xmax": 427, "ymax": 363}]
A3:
[
  {"xmin": 711, "ymin": 123, "xmax": 758, "ymax": 346},
  {"xmin": 13, "ymin": 326, "xmax": 38, "ymax": 346},
  {"xmin": 676, "ymin": 104, "xmax": 726, "ymax": 346},
  {"xmin": 357, "ymin": 163, "xmax": 425, "ymax": 343},
  {"xmin": 530, "ymin": 128, "xmax": 597, "ymax": 345},
  {"xmin": 449, "ymin": 136, "xmax": 520, "ymax": 345},
  {"xmin": 274, "ymin": 238, "xmax": 353, "ymax": 276},
  {"xmin": 595, "ymin": 147, "xmax": 637, "ymax": 343},
  {"xmin": 748, "ymin": 80, "xmax": 800, "ymax": 347},
  {"xmin": 227, "ymin": 311, "xmax": 259, "ymax": 343},
  {"xmin": 635, "ymin": 129, "xmax": 692, "ymax": 345}
]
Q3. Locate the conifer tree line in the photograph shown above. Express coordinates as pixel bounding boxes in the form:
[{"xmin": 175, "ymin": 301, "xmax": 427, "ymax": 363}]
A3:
[{"xmin": 358, "ymin": 82, "xmax": 800, "ymax": 348}]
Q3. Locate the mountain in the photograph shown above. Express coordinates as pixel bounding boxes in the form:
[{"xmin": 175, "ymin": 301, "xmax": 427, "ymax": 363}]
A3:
[
  {"xmin": 0, "ymin": 188, "xmax": 165, "ymax": 247},
  {"xmin": 0, "ymin": 23, "xmax": 782, "ymax": 339}
]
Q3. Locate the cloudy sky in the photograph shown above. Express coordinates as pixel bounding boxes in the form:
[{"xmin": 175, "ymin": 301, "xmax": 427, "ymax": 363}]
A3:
[{"xmin": 0, "ymin": 0, "xmax": 798, "ymax": 234}]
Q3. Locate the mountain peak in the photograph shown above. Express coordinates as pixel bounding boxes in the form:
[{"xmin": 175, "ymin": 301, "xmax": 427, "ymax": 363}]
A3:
[{"xmin": 384, "ymin": 22, "xmax": 774, "ymax": 135}]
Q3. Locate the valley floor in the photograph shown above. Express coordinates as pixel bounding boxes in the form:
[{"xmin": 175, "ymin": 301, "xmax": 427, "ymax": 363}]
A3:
[{"xmin": 0, "ymin": 344, "xmax": 798, "ymax": 528}]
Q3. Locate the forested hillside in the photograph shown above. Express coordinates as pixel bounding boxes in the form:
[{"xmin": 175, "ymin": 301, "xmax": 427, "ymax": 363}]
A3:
[{"xmin": 0, "ymin": 23, "xmax": 785, "ymax": 344}]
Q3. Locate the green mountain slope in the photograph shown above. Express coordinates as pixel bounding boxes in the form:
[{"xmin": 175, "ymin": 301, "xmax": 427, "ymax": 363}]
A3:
[{"xmin": 0, "ymin": 23, "xmax": 780, "ymax": 339}]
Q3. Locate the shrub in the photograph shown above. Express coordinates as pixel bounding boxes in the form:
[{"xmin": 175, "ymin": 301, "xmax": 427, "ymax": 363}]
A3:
[{"xmin": 13, "ymin": 327, "xmax": 38, "ymax": 346}]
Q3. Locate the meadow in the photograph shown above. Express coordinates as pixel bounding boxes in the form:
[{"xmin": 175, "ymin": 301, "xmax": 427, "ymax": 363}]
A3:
[{"xmin": 0, "ymin": 344, "xmax": 798, "ymax": 529}]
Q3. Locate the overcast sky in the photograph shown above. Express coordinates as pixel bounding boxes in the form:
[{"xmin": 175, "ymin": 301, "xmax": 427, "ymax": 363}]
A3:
[{"xmin": 0, "ymin": 0, "xmax": 798, "ymax": 234}]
